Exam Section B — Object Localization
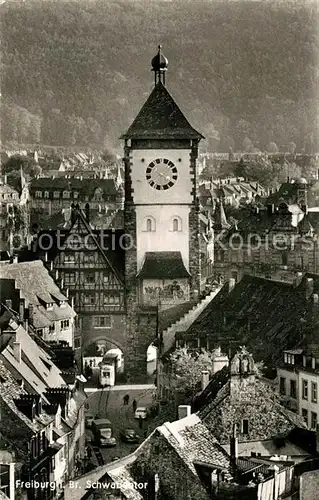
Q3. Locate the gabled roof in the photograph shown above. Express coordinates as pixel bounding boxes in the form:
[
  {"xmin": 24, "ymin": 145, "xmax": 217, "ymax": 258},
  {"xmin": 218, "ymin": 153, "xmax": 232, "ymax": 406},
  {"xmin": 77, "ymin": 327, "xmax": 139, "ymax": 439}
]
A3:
[
  {"xmin": 121, "ymin": 82, "xmax": 203, "ymax": 140},
  {"xmin": 0, "ymin": 261, "xmax": 76, "ymax": 328},
  {"xmin": 0, "ymin": 359, "xmax": 53, "ymax": 435},
  {"xmin": 1, "ymin": 318, "xmax": 66, "ymax": 394},
  {"xmin": 30, "ymin": 177, "xmax": 118, "ymax": 197},
  {"xmin": 138, "ymin": 251, "xmax": 190, "ymax": 279},
  {"xmin": 183, "ymin": 274, "xmax": 319, "ymax": 369}
]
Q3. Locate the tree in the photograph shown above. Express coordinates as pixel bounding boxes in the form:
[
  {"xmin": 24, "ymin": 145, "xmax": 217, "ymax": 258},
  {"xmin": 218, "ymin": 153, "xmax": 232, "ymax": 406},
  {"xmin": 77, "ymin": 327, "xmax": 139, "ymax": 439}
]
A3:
[
  {"xmin": 266, "ymin": 142, "xmax": 279, "ymax": 153},
  {"xmin": 287, "ymin": 141, "xmax": 296, "ymax": 154},
  {"xmin": 169, "ymin": 347, "xmax": 216, "ymax": 401},
  {"xmin": 242, "ymin": 137, "xmax": 254, "ymax": 153},
  {"xmin": 4, "ymin": 155, "xmax": 41, "ymax": 178}
]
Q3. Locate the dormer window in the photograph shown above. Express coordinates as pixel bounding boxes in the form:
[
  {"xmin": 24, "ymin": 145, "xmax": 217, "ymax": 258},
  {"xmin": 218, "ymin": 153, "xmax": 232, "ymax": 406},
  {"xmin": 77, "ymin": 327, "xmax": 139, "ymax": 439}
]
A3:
[
  {"xmin": 59, "ymin": 300, "xmax": 67, "ymax": 308},
  {"xmin": 44, "ymin": 191, "xmax": 50, "ymax": 198},
  {"xmin": 53, "ymin": 191, "xmax": 60, "ymax": 199},
  {"xmin": 284, "ymin": 352, "xmax": 295, "ymax": 365},
  {"xmin": 73, "ymin": 192, "xmax": 79, "ymax": 199},
  {"xmin": 46, "ymin": 303, "xmax": 54, "ymax": 311},
  {"xmin": 35, "ymin": 191, "xmax": 42, "ymax": 198},
  {"xmin": 63, "ymin": 191, "xmax": 70, "ymax": 199}
]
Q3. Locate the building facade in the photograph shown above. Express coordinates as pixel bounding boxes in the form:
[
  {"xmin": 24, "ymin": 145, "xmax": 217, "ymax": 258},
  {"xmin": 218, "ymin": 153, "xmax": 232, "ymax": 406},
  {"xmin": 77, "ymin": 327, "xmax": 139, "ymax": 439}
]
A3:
[{"xmin": 278, "ymin": 348, "xmax": 319, "ymax": 431}]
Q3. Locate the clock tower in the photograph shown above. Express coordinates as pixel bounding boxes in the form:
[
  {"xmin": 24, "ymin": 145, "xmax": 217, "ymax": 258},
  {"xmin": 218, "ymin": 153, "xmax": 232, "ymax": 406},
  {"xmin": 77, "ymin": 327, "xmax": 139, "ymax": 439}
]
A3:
[{"xmin": 121, "ymin": 47, "xmax": 203, "ymax": 379}]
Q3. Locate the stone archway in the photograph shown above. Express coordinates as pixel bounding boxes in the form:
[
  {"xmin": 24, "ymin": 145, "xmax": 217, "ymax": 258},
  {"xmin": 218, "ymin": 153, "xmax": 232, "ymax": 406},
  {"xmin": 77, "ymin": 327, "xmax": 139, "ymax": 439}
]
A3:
[{"xmin": 82, "ymin": 337, "xmax": 125, "ymax": 385}]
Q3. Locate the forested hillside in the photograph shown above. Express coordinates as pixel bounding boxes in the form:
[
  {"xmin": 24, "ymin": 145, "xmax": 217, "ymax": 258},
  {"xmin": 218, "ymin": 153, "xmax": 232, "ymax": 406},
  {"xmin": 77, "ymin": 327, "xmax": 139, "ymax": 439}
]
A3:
[{"xmin": 1, "ymin": 0, "xmax": 318, "ymax": 151}]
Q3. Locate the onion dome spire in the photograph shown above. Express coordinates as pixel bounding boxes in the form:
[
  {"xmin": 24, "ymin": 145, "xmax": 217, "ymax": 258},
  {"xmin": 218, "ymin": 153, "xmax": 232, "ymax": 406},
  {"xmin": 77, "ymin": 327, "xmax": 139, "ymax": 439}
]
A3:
[{"xmin": 151, "ymin": 45, "xmax": 168, "ymax": 86}]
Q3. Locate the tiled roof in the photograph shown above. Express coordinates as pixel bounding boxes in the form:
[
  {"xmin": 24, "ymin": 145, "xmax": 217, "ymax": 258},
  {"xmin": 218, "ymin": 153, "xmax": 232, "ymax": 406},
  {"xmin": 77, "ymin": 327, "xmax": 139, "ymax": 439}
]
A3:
[
  {"xmin": 0, "ymin": 261, "xmax": 76, "ymax": 328},
  {"xmin": 184, "ymin": 274, "xmax": 319, "ymax": 369},
  {"xmin": 30, "ymin": 177, "xmax": 118, "ymax": 196},
  {"xmin": 121, "ymin": 82, "xmax": 203, "ymax": 140},
  {"xmin": 197, "ymin": 368, "xmax": 306, "ymax": 446},
  {"xmin": 1, "ymin": 319, "xmax": 66, "ymax": 394},
  {"xmin": 138, "ymin": 251, "xmax": 190, "ymax": 279},
  {"xmin": 0, "ymin": 359, "xmax": 53, "ymax": 435}
]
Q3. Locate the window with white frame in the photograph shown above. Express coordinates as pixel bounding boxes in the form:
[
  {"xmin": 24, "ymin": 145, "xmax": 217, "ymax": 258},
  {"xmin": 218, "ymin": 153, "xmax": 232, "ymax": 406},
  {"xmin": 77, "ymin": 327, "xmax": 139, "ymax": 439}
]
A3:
[
  {"xmin": 311, "ymin": 412, "xmax": 317, "ymax": 430},
  {"xmin": 311, "ymin": 382, "xmax": 317, "ymax": 403},
  {"xmin": 302, "ymin": 379, "xmax": 308, "ymax": 400},
  {"xmin": 44, "ymin": 191, "xmax": 50, "ymax": 198},
  {"xmin": 35, "ymin": 191, "xmax": 42, "ymax": 198},
  {"xmin": 64, "ymin": 272, "xmax": 76, "ymax": 285},
  {"xmin": 302, "ymin": 408, "xmax": 308, "ymax": 425},
  {"xmin": 60, "ymin": 320, "xmax": 70, "ymax": 330},
  {"xmin": 53, "ymin": 191, "xmax": 60, "ymax": 198}
]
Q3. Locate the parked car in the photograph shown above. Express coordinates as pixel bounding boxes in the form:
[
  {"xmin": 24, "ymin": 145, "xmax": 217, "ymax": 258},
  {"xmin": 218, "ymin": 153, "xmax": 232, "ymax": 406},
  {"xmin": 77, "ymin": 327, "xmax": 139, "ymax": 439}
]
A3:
[
  {"xmin": 134, "ymin": 407, "xmax": 148, "ymax": 420},
  {"xmin": 119, "ymin": 428, "xmax": 140, "ymax": 443},
  {"xmin": 85, "ymin": 412, "xmax": 95, "ymax": 428},
  {"xmin": 92, "ymin": 418, "xmax": 117, "ymax": 447}
]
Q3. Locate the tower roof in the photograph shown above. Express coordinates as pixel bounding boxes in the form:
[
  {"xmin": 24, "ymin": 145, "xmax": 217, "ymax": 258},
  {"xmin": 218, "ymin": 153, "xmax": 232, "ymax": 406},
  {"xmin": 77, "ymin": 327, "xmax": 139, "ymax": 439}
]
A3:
[
  {"xmin": 121, "ymin": 82, "xmax": 203, "ymax": 140},
  {"xmin": 213, "ymin": 200, "xmax": 230, "ymax": 231}
]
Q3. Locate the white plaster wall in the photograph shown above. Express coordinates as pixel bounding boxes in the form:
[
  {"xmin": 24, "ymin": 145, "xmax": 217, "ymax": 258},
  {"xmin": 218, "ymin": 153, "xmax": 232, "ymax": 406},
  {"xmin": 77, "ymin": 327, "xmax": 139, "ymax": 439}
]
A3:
[
  {"xmin": 136, "ymin": 205, "xmax": 190, "ymax": 271},
  {"xmin": 130, "ymin": 149, "xmax": 193, "ymax": 204}
]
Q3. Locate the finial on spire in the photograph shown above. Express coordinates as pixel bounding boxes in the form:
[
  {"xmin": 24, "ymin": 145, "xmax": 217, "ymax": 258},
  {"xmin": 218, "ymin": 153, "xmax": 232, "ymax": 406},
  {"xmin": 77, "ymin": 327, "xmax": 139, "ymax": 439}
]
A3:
[{"xmin": 151, "ymin": 45, "xmax": 168, "ymax": 86}]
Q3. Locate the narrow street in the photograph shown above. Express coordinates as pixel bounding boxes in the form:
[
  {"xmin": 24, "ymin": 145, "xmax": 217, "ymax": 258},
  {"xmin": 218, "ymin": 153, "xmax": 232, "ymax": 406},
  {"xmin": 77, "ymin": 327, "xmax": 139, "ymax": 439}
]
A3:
[{"xmin": 85, "ymin": 385, "xmax": 155, "ymax": 464}]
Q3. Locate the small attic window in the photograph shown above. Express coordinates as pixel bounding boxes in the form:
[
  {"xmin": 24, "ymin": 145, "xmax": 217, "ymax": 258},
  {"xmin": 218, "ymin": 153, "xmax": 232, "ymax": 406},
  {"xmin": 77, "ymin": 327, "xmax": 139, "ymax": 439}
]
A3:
[{"xmin": 46, "ymin": 303, "xmax": 54, "ymax": 310}]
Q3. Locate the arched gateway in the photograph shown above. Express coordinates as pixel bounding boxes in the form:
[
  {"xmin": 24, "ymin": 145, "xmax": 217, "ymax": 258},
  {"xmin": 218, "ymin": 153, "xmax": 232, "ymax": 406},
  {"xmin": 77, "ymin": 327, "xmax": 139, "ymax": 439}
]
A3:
[{"xmin": 38, "ymin": 48, "xmax": 203, "ymax": 382}]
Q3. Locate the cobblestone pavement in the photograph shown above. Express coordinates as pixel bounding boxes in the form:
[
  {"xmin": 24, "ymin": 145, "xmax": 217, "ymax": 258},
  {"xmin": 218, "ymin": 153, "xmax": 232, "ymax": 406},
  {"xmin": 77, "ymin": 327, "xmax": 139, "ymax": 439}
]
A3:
[{"xmin": 85, "ymin": 386, "xmax": 154, "ymax": 464}]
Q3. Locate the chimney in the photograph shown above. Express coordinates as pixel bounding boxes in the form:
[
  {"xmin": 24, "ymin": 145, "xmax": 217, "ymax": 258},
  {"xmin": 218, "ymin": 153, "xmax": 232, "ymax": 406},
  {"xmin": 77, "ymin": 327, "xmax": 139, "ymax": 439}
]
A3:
[
  {"xmin": 177, "ymin": 405, "xmax": 191, "ymax": 420},
  {"xmin": 55, "ymin": 270, "xmax": 59, "ymax": 281},
  {"xmin": 5, "ymin": 299, "xmax": 12, "ymax": 309},
  {"xmin": 44, "ymin": 251, "xmax": 48, "ymax": 262},
  {"xmin": 230, "ymin": 424, "xmax": 238, "ymax": 471},
  {"xmin": 306, "ymin": 277, "xmax": 314, "ymax": 299},
  {"xmin": 50, "ymin": 261, "xmax": 54, "ymax": 271},
  {"xmin": 19, "ymin": 299, "xmax": 25, "ymax": 322},
  {"xmin": 293, "ymin": 272, "xmax": 303, "ymax": 288},
  {"xmin": 212, "ymin": 349, "xmax": 229, "ymax": 375},
  {"xmin": 229, "ymin": 278, "xmax": 236, "ymax": 292},
  {"xmin": 13, "ymin": 341, "xmax": 21, "ymax": 363},
  {"xmin": 201, "ymin": 370, "xmax": 210, "ymax": 391},
  {"xmin": 12, "ymin": 255, "xmax": 18, "ymax": 263},
  {"xmin": 28, "ymin": 303, "xmax": 34, "ymax": 325},
  {"xmin": 4, "ymin": 174, "xmax": 7, "ymax": 184}
]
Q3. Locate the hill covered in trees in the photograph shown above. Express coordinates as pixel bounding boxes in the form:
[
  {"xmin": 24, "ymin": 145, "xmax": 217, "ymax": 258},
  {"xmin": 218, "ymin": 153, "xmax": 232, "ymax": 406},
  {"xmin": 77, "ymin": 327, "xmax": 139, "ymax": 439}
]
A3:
[{"xmin": 1, "ymin": 0, "xmax": 318, "ymax": 152}]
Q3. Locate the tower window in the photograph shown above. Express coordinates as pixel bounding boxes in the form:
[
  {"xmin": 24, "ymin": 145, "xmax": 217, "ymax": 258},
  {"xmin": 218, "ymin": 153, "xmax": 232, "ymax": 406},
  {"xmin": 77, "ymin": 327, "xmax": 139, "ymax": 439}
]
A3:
[
  {"xmin": 172, "ymin": 216, "xmax": 182, "ymax": 232},
  {"xmin": 144, "ymin": 216, "xmax": 155, "ymax": 232},
  {"xmin": 241, "ymin": 419, "xmax": 249, "ymax": 435}
]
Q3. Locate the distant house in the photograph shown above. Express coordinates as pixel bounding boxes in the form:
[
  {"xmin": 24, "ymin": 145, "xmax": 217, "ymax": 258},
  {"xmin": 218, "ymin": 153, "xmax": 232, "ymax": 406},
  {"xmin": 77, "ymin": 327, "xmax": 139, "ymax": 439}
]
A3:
[
  {"xmin": 0, "ymin": 310, "xmax": 87, "ymax": 498},
  {"xmin": 0, "ymin": 261, "xmax": 76, "ymax": 347}
]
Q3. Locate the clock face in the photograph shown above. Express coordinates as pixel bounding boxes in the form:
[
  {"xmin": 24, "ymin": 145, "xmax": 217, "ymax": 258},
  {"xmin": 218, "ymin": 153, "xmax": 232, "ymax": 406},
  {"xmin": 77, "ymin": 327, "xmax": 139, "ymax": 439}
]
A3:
[{"xmin": 146, "ymin": 158, "xmax": 178, "ymax": 190}]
